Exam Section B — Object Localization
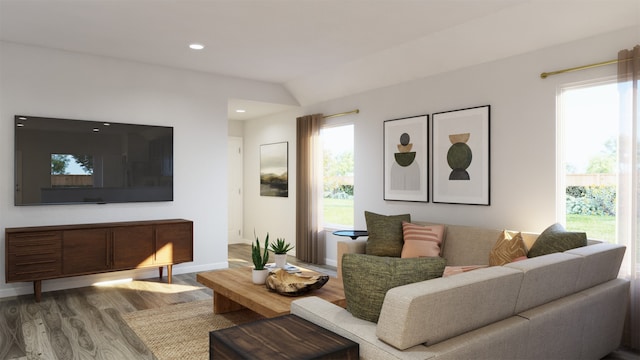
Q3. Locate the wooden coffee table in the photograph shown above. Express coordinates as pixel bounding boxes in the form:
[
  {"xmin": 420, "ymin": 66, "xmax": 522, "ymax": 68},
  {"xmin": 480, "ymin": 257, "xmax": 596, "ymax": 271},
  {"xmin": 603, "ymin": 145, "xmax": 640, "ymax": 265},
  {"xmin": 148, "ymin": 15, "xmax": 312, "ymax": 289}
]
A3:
[{"xmin": 196, "ymin": 267, "xmax": 346, "ymax": 318}]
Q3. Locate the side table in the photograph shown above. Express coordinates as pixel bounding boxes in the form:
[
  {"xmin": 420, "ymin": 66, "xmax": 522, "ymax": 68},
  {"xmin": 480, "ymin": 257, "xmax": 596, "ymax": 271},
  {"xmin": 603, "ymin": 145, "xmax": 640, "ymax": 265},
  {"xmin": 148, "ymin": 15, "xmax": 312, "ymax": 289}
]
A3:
[{"xmin": 332, "ymin": 230, "xmax": 368, "ymax": 240}]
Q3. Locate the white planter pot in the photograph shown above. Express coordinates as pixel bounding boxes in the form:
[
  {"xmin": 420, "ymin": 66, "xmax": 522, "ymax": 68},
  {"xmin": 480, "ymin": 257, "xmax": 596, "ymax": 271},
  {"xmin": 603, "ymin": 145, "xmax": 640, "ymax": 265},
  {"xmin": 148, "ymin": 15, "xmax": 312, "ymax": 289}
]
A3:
[
  {"xmin": 274, "ymin": 253, "xmax": 287, "ymax": 268},
  {"xmin": 252, "ymin": 268, "xmax": 270, "ymax": 284}
]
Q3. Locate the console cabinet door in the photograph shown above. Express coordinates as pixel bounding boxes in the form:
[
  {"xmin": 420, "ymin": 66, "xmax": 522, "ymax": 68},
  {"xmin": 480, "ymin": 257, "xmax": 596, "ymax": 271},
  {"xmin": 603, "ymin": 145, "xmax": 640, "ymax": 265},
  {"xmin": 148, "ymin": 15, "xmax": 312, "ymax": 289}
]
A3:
[
  {"xmin": 155, "ymin": 222, "xmax": 193, "ymax": 265},
  {"xmin": 63, "ymin": 228, "xmax": 110, "ymax": 274},
  {"xmin": 112, "ymin": 225, "xmax": 155, "ymax": 270}
]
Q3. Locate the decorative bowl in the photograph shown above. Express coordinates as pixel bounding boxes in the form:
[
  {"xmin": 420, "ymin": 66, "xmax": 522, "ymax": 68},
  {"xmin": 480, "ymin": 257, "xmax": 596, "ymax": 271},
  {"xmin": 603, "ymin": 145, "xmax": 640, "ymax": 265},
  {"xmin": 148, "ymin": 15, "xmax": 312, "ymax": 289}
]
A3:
[{"xmin": 265, "ymin": 269, "xmax": 329, "ymax": 296}]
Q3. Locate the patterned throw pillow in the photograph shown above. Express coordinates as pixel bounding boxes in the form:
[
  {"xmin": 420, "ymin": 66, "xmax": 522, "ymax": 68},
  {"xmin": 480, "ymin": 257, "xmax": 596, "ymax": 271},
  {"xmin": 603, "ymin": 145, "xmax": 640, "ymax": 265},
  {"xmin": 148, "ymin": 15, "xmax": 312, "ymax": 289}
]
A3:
[
  {"xmin": 527, "ymin": 223, "xmax": 587, "ymax": 258},
  {"xmin": 489, "ymin": 230, "xmax": 528, "ymax": 266},
  {"xmin": 342, "ymin": 253, "xmax": 446, "ymax": 323},
  {"xmin": 401, "ymin": 222, "xmax": 445, "ymax": 258},
  {"xmin": 364, "ymin": 211, "xmax": 411, "ymax": 257}
]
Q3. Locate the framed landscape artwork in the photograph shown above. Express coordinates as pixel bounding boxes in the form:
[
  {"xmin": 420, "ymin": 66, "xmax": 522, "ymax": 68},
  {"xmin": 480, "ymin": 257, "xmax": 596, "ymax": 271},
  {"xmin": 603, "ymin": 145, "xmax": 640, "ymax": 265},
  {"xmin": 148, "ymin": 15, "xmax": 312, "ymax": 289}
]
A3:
[
  {"xmin": 383, "ymin": 115, "xmax": 429, "ymax": 202},
  {"xmin": 260, "ymin": 141, "xmax": 288, "ymax": 197},
  {"xmin": 432, "ymin": 105, "xmax": 490, "ymax": 205}
]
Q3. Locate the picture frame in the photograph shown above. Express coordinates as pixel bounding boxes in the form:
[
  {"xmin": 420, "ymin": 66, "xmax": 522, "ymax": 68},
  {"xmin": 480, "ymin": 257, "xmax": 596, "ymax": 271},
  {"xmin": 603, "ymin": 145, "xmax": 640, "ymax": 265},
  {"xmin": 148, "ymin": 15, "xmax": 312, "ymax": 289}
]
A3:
[
  {"xmin": 383, "ymin": 114, "xmax": 429, "ymax": 202},
  {"xmin": 432, "ymin": 105, "xmax": 490, "ymax": 205},
  {"xmin": 260, "ymin": 141, "xmax": 288, "ymax": 197}
]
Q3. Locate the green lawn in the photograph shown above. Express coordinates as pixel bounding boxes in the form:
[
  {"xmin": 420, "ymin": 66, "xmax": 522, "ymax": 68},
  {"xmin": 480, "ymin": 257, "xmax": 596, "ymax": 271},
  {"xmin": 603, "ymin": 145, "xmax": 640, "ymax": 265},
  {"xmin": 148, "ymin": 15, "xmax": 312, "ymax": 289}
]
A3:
[
  {"xmin": 323, "ymin": 198, "xmax": 354, "ymax": 226},
  {"xmin": 565, "ymin": 214, "xmax": 615, "ymax": 243},
  {"xmin": 323, "ymin": 199, "xmax": 616, "ymax": 242}
]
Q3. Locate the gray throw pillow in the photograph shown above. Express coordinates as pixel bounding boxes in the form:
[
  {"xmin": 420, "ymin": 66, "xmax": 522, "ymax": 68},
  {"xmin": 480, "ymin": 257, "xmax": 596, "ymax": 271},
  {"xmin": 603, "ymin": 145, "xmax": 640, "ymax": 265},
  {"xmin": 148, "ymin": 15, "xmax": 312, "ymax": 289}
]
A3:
[
  {"xmin": 528, "ymin": 223, "xmax": 587, "ymax": 258},
  {"xmin": 342, "ymin": 253, "xmax": 446, "ymax": 323},
  {"xmin": 365, "ymin": 211, "xmax": 411, "ymax": 257}
]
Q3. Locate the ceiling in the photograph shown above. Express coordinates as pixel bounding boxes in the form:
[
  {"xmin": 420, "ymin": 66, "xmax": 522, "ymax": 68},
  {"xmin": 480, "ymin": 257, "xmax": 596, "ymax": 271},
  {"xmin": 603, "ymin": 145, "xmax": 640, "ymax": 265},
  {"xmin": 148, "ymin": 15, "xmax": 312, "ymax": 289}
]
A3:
[{"xmin": 1, "ymin": 0, "xmax": 638, "ymax": 120}]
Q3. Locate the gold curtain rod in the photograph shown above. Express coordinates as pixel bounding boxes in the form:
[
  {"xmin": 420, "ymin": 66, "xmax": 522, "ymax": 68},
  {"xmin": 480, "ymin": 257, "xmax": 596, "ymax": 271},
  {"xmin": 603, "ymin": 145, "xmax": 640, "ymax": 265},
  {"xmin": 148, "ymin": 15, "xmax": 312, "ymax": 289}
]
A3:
[
  {"xmin": 323, "ymin": 109, "xmax": 359, "ymax": 119},
  {"xmin": 540, "ymin": 58, "xmax": 633, "ymax": 79}
]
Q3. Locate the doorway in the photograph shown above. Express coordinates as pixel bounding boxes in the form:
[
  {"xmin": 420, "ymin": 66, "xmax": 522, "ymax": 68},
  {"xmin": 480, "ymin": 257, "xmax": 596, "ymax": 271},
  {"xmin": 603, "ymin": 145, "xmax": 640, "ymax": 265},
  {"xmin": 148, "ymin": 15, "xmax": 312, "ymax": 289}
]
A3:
[{"xmin": 228, "ymin": 136, "xmax": 243, "ymax": 244}]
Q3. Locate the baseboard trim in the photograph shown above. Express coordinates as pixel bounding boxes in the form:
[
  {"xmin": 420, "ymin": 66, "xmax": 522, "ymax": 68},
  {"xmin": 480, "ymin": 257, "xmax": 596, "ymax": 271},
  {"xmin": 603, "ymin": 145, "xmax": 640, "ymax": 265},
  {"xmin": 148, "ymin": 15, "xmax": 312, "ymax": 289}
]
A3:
[{"xmin": 0, "ymin": 261, "xmax": 228, "ymax": 300}]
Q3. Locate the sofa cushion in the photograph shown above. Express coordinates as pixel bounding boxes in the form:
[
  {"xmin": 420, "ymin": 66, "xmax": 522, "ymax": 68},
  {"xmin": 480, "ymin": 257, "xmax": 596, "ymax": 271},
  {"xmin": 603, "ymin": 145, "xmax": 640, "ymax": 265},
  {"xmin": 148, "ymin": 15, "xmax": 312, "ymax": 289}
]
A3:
[
  {"xmin": 489, "ymin": 230, "xmax": 528, "ymax": 266},
  {"xmin": 376, "ymin": 266, "xmax": 523, "ymax": 350},
  {"xmin": 364, "ymin": 211, "xmax": 410, "ymax": 257},
  {"xmin": 341, "ymin": 253, "xmax": 445, "ymax": 323},
  {"xmin": 527, "ymin": 223, "xmax": 587, "ymax": 258},
  {"xmin": 517, "ymin": 279, "xmax": 629, "ymax": 360},
  {"xmin": 401, "ymin": 221, "xmax": 445, "ymax": 258},
  {"xmin": 505, "ymin": 252, "xmax": 584, "ymax": 313},
  {"xmin": 440, "ymin": 225, "xmax": 502, "ymax": 266},
  {"xmin": 565, "ymin": 242, "xmax": 626, "ymax": 291}
]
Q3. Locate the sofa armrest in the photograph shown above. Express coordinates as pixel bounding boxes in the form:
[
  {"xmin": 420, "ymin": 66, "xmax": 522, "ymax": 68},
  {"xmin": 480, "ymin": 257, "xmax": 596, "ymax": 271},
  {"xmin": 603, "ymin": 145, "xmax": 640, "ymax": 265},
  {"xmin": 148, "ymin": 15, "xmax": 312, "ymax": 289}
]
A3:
[
  {"xmin": 291, "ymin": 297, "xmax": 431, "ymax": 360},
  {"xmin": 337, "ymin": 239, "xmax": 366, "ymax": 280}
]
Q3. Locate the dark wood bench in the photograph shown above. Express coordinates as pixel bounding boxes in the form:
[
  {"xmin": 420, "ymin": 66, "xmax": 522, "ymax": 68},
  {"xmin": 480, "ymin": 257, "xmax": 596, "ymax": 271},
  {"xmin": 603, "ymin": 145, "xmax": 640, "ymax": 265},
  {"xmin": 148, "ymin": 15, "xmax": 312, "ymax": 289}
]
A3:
[{"xmin": 209, "ymin": 314, "xmax": 358, "ymax": 359}]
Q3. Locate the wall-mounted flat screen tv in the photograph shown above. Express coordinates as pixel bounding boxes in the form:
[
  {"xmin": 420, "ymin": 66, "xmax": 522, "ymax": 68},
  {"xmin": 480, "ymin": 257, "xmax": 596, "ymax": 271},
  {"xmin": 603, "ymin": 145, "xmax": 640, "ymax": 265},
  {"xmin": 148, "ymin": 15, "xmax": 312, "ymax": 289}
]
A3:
[{"xmin": 15, "ymin": 115, "xmax": 173, "ymax": 205}]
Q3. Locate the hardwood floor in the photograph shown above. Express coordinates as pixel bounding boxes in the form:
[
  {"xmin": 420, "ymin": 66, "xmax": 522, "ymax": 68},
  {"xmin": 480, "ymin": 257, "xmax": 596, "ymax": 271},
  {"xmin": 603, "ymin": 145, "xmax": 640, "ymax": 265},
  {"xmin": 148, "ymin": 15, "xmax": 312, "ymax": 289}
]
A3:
[
  {"xmin": 0, "ymin": 244, "xmax": 635, "ymax": 359},
  {"xmin": 0, "ymin": 244, "xmax": 331, "ymax": 360}
]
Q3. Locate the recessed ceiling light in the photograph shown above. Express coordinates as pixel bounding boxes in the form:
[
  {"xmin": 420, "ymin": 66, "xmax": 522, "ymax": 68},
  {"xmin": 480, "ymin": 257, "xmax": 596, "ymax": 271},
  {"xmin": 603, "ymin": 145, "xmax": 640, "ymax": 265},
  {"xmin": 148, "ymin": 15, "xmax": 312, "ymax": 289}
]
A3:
[
  {"xmin": 189, "ymin": 43, "xmax": 204, "ymax": 50},
  {"xmin": 236, "ymin": 109, "xmax": 246, "ymax": 113},
  {"xmin": 93, "ymin": 128, "xmax": 100, "ymax": 132}
]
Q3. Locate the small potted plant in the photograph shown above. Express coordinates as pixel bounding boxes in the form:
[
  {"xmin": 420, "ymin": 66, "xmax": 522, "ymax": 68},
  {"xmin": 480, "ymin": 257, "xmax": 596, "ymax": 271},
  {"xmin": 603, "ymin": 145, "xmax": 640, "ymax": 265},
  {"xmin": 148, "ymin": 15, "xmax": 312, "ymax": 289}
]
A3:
[
  {"xmin": 251, "ymin": 232, "xmax": 270, "ymax": 284},
  {"xmin": 269, "ymin": 238, "xmax": 294, "ymax": 269}
]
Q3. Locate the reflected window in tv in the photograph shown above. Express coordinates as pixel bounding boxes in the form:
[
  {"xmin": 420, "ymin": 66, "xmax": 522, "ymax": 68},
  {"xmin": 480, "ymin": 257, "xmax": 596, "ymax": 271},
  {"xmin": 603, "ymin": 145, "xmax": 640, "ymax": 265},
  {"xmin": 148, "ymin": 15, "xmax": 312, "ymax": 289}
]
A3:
[
  {"xmin": 51, "ymin": 154, "xmax": 94, "ymax": 188},
  {"xmin": 15, "ymin": 115, "xmax": 173, "ymax": 205}
]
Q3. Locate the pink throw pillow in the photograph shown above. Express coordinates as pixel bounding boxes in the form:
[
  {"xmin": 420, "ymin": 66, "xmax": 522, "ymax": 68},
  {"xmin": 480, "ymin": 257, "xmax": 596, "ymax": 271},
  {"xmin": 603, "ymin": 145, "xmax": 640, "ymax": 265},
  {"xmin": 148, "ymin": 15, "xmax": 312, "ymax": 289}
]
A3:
[
  {"xmin": 401, "ymin": 222, "xmax": 445, "ymax": 258},
  {"xmin": 443, "ymin": 265, "xmax": 488, "ymax": 277}
]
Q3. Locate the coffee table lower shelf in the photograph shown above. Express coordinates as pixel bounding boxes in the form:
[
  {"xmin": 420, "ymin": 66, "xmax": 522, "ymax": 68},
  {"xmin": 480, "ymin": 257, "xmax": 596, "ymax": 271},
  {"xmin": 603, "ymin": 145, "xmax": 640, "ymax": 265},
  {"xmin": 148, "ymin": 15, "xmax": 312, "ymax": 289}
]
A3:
[{"xmin": 196, "ymin": 267, "xmax": 346, "ymax": 318}]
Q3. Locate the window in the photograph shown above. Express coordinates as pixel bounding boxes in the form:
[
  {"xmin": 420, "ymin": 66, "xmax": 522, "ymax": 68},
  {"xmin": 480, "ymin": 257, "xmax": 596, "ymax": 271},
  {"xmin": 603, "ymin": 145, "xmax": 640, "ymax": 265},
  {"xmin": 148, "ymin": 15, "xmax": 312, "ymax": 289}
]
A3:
[
  {"xmin": 559, "ymin": 80, "xmax": 618, "ymax": 242},
  {"xmin": 320, "ymin": 123, "xmax": 354, "ymax": 228}
]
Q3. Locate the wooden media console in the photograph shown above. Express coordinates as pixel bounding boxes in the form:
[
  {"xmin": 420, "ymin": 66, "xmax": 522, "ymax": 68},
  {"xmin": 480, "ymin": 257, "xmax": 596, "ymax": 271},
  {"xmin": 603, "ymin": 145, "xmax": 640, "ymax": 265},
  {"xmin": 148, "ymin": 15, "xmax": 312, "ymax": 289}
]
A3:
[{"xmin": 5, "ymin": 218, "xmax": 193, "ymax": 302}]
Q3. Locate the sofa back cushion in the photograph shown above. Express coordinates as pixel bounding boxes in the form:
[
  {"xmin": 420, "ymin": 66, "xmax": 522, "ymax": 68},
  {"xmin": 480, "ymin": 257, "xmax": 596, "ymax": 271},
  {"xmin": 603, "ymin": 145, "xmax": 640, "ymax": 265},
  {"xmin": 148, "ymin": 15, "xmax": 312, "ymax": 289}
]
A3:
[
  {"xmin": 342, "ymin": 253, "xmax": 446, "ymax": 323},
  {"xmin": 565, "ymin": 242, "xmax": 626, "ymax": 292},
  {"xmin": 505, "ymin": 252, "xmax": 584, "ymax": 313},
  {"xmin": 376, "ymin": 266, "xmax": 523, "ymax": 350},
  {"xmin": 439, "ymin": 224, "xmax": 502, "ymax": 266}
]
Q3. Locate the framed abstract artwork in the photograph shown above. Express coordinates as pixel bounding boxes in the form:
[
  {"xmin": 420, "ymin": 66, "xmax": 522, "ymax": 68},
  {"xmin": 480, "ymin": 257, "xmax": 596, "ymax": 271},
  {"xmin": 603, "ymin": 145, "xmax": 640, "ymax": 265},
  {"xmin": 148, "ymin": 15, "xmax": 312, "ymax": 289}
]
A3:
[
  {"xmin": 432, "ymin": 105, "xmax": 490, "ymax": 205},
  {"xmin": 260, "ymin": 141, "xmax": 288, "ymax": 197},
  {"xmin": 383, "ymin": 115, "xmax": 429, "ymax": 202}
]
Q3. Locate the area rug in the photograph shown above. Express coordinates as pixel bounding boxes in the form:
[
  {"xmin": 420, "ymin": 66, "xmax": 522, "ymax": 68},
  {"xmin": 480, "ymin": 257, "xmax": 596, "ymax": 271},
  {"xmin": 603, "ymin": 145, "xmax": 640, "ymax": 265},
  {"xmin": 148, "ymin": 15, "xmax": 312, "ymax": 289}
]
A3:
[{"xmin": 122, "ymin": 299, "xmax": 263, "ymax": 360}]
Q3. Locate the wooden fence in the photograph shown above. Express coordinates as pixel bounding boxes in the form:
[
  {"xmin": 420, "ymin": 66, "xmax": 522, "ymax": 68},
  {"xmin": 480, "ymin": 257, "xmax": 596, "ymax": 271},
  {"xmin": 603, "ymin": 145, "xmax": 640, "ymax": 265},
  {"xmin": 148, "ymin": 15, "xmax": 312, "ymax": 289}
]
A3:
[
  {"xmin": 566, "ymin": 174, "xmax": 616, "ymax": 186},
  {"xmin": 51, "ymin": 175, "xmax": 92, "ymax": 187}
]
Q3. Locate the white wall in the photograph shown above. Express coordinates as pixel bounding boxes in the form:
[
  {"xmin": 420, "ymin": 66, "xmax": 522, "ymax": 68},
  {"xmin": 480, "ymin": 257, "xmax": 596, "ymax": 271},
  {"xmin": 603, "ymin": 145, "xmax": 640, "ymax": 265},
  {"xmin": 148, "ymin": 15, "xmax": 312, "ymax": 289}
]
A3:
[
  {"xmin": 0, "ymin": 42, "xmax": 297, "ymax": 298},
  {"xmin": 243, "ymin": 27, "xmax": 639, "ymax": 267},
  {"xmin": 243, "ymin": 114, "xmax": 299, "ymax": 245},
  {"xmin": 229, "ymin": 120, "xmax": 244, "ymax": 137}
]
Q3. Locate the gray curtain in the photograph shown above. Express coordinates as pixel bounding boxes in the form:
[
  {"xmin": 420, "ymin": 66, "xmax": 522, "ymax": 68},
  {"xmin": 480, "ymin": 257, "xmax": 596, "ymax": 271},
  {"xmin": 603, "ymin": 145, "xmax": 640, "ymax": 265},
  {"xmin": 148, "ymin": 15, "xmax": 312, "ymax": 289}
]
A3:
[
  {"xmin": 617, "ymin": 44, "xmax": 639, "ymax": 350},
  {"xmin": 296, "ymin": 114, "xmax": 326, "ymax": 264}
]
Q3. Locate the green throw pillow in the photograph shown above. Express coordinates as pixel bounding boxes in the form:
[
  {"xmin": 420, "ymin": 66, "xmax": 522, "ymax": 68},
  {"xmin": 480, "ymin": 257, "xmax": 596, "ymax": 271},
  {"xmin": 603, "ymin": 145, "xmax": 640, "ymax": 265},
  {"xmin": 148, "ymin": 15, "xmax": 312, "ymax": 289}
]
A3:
[
  {"xmin": 365, "ymin": 211, "xmax": 411, "ymax": 257},
  {"xmin": 528, "ymin": 223, "xmax": 587, "ymax": 258},
  {"xmin": 342, "ymin": 253, "xmax": 446, "ymax": 323}
]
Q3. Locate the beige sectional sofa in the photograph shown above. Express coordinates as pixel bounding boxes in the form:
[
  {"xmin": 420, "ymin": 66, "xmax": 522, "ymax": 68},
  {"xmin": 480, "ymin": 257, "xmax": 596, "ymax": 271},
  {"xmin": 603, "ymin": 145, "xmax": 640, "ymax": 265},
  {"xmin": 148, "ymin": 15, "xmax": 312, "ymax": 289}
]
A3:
[{"xmin": 291, "ymin": 223, "xmax": 630, "ymax": 360}]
